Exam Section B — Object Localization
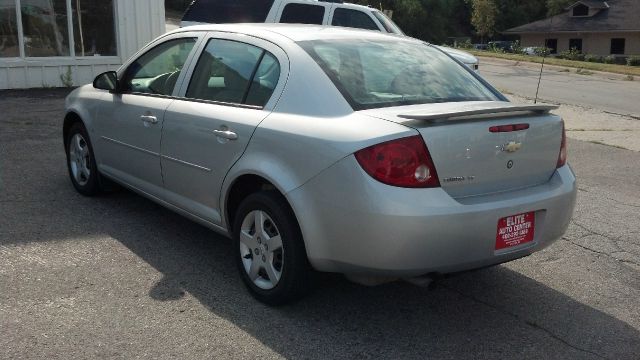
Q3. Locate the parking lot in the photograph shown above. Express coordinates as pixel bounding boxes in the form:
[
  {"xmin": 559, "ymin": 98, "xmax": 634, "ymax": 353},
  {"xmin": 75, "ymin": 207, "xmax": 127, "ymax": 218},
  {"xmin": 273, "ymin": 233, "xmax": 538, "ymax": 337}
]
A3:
[{"xmin": 1, "ymin": 89, "xmax": 639, "ymax": 359}]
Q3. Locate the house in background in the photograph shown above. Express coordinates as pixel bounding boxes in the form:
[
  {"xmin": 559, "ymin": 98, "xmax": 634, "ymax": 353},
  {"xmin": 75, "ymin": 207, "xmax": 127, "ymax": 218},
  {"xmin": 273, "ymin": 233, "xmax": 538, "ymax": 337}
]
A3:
[
  {"xmin": 0, "ymin": 0, "xmax": 165, "ymax": 89},
  {"xmin": 504, "ymin": 0, "xmax": 639, "ymax": 56}
]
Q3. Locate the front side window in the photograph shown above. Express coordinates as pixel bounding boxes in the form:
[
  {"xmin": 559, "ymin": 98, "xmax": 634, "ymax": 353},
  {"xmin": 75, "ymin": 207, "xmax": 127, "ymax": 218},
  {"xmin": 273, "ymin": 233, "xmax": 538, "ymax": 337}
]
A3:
[
  {"xmin": 123, "ymin": 38, "xmax": 197, "ymax": 95},
  {"xmin": 21, "ymin": 0, "xmax": 70, "ymax": 57},
  {"xmin": 332, "ymin": 8, "xmax": 379, "ymax": 31},
  {"xmin": 186, "ymin": 39, "xmax": 280, "ymax": 107},
  {"xmin": 280, "ymin": 3, "xmax": 325, "ymax": 25},
  {"xmin": 0, "ymin": 0, "xmax": 20, "ymax": 57},
  {"xmin": 300, "ymin": 39, "xmax": 499, "ymax": 110}
]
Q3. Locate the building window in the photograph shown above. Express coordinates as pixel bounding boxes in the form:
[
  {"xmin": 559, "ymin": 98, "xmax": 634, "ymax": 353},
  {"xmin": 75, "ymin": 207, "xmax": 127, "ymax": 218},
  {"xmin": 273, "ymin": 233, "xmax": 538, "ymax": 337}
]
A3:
[
  {"xmin": 569, "ymin": 38, "xmax": 583, "ymax": 52},
  {"xmin": 72, "ymin": 0, "xmax": 117, "ymax": 56},
  {"xmin": 0, "ymin": 0, "xmax": 20, "ymax": 57},
  {"xmin": 21, "ymin": 0, "xmax": 70, "ymax": 57},
  {"xmin": 280, "ymin": 4, "xmax": 325, "ymax": 25},
  {"xmin": 545, "ymin": 38, "xmax": 558, "ymax": 54},
  {"xmin": 611, "ymin": 38, "xmax": 625, "ymax": 55},
  {"xmin": 1, "ymin": 0, "xmax": 117, "ymax": 59},
  {"xmin": 572, "ymin": 4, "xmax": 589, "ymax": 16}
]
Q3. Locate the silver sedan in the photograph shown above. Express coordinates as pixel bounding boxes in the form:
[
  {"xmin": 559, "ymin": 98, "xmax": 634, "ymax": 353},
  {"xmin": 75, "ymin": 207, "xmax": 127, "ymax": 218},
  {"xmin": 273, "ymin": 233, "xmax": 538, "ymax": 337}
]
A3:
[{"xmin": 63, "ymin": 24, "xmax": 576, "ymax": 305}]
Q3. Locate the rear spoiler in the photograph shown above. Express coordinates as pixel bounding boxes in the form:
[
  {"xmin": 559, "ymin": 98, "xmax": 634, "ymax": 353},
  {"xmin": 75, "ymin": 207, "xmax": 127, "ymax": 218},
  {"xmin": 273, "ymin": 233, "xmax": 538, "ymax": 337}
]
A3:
[{"xmin": 398, "ymin": 104, "xmax": 558, "ymax": 122}]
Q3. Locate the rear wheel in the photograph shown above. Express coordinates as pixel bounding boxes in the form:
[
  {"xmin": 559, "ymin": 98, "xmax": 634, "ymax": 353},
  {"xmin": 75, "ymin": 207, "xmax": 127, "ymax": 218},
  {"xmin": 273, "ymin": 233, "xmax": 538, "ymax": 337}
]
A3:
[
  {"xmin": 233, "ymin": 191, "xmax": 312, "ymax": 305},
  {"xmin": 65, "ymin": 123, "xmax": 100, "ymax": 196}
]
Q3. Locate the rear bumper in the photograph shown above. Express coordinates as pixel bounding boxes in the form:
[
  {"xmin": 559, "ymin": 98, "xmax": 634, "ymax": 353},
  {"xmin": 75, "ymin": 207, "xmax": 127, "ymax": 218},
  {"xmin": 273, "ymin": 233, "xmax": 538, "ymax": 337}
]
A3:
[{"xmin": 287, "ymin": 156, "xmax": 577, "ymax": 277}]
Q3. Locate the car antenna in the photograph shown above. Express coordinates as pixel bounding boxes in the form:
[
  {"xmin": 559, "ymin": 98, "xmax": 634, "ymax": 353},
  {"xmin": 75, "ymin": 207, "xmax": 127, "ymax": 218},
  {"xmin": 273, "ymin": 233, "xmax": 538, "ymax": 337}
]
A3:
[{"xmin": 534, "ymin": 16, "xmax": 554, "ymax": 104}]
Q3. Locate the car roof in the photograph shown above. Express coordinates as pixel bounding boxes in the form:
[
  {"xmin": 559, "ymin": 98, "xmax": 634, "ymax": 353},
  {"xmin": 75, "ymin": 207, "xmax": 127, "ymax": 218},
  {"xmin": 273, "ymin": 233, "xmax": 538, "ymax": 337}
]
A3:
[{"xmin": 169, "ymin": 23, "xmax": 413, "ymax": 43}]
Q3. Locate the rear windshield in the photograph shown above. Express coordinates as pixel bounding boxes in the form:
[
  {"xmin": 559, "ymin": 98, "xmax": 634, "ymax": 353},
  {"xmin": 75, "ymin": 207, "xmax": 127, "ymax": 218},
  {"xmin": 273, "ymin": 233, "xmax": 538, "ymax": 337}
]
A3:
[
  {"xmin": 182, "ymin": 0, "xmax": 275, "ymax": 23},
  {"xmin": 299, "ymin": 39, "xmax": 499, "ymax": 110}
]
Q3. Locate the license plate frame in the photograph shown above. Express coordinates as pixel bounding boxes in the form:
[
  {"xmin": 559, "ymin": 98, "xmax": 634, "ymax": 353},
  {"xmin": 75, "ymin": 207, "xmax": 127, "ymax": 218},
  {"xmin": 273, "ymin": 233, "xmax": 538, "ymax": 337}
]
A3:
[{"xmin": 495, "ymin": 211, "xmax": 535, "ymax": 250}]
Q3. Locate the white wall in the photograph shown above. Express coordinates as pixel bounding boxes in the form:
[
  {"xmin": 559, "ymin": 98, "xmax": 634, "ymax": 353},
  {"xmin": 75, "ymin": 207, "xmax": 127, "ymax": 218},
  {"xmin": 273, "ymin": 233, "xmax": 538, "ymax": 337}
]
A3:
[{"xmin": 0, "ymin": 0, "xmax": 166, "ymax": 89}]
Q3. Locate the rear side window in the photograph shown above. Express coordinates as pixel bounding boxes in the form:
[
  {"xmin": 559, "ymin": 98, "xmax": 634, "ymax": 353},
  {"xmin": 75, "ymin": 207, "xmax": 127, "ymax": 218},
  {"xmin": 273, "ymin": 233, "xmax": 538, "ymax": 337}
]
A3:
[
  {"xmin": 280, "ymin": 4, "xmax": 325, "ymax": 24},
  {"xmin": 186, "ymin": 39, "xmax": 280, "ymax": 107},
  {"xmin": 182, "ymin": 0, "xmax": 275, "ymax": 23},
  {"xmin": 331, "ymin": 8, "xmax": 379, "ymax": 31}
]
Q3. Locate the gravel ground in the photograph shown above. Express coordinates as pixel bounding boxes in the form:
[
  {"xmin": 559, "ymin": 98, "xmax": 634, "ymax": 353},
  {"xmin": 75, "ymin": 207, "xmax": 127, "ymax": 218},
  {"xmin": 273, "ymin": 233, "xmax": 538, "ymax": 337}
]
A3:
[{"xmin": 1, "ymin": 89, "xmax": 639, "ymax": 359}]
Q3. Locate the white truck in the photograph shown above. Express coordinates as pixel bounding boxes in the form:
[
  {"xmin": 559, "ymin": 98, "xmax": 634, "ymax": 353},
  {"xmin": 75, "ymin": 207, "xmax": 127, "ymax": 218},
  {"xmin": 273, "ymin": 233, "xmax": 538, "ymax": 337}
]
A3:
[{"xmin": 180, "ymin": 0, "xmax": 480, "ymax": 71}]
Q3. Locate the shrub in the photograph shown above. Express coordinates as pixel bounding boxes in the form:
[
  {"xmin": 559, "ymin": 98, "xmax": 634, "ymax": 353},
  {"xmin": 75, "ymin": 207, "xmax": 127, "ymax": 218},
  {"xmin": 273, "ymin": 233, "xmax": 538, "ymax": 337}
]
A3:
[
  {"xmin": 488, "ymin": 43, "xmax": 505, "ymax": 53},
  {"xmin": 558, "ymin": 48, "xmax": 585, "ymax": 61},
  {"xmin": 534, "ymin": 47, "xmax": 550, "ymax": 56},
  {"xmin": 627, "ymin": 56, "xmax": 640, "ymax": 67},
  {"xmin": 456, "ymin": 39, "xmax": 473, "ymax": 49},
  {"xmin": 604, "ymin": 55, "xmax": 616, "ymax": 64},
  {"xmin": 511, "ymin": 40, "xmax": 522, "ymax": 54},
  {"xmin": 585, "ymin": 54, "xmax": 603, "ymax": 63}
]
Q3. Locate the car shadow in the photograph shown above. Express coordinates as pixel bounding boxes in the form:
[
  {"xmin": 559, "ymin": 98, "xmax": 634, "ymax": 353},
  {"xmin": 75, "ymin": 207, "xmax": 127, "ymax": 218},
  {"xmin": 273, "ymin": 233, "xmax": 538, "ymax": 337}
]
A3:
[{"xmin": 82, "ymin": 190, "xmax": 640, "ymax": 359}]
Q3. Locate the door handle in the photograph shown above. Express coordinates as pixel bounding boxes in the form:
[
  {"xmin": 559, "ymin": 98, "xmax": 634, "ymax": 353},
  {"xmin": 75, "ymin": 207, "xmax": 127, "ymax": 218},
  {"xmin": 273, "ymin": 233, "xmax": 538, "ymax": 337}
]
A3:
[
  {"xmin": 213, "ymin": 129, "xmax": 238, "ymax": 140},
  {"xmin": 140, "ymin": 115, "xmax": 158, "ymax": 124}
]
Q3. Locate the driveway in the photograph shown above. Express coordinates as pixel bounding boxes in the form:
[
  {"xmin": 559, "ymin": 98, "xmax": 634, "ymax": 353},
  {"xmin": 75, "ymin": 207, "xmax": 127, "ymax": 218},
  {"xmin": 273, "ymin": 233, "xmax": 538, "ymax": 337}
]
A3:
[{"xmin": 1, "ymin": 89, "xmax": 639, "ymax": 359}]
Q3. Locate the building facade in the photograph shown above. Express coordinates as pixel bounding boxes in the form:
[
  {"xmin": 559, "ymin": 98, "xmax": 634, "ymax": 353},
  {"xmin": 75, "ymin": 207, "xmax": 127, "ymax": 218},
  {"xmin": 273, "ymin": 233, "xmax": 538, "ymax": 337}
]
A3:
[
  {"xmin": 0, "ymin": 0, "xmax": 166, "ymax": 89},
  {"xmin": 505, "ymin": 0, "xmax": 640, "ymax": 56}
]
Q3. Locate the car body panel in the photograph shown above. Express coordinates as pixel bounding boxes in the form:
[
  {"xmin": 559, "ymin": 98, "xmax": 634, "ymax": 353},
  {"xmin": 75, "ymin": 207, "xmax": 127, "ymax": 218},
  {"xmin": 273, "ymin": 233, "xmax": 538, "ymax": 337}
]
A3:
[
  {"xmin": 64, "ymin": 24, "xmax": 576, "ymax": 280},
  {"xmin": 361, "ymin": 101, "xmax": 563, "ymax": 198},
  {"xmin": 287, "ymin": 156, "xmax": 576, "ymax": 276},
  {"xmin": 159, "ymin": 32, "xmax": 291, "ymax": 225}
]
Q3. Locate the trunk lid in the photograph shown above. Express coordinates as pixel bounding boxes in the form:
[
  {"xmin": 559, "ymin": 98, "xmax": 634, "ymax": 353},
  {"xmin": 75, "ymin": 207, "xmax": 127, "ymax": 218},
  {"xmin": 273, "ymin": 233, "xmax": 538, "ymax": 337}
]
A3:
[{"xmin": 361, "ymin": 101, "xmax": 563, "ymax": 198}]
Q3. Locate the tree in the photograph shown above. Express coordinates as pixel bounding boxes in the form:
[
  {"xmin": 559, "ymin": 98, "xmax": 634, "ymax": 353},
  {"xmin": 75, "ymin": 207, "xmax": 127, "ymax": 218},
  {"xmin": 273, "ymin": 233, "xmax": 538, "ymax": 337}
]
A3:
[
  {"xmin": 546, "ymin": 0, "xmax": 574, "ymax": 15},
  {"xmin": 471, "ymin": 0, "xmax": 498, "ymax": 43}
]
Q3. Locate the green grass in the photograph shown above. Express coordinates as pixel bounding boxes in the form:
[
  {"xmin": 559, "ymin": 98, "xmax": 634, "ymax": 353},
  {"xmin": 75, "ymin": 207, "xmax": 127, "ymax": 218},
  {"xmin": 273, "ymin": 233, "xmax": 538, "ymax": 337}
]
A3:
[{"xmin": 467, "ymin": 50, "xmax": 640, "ymax": 77}]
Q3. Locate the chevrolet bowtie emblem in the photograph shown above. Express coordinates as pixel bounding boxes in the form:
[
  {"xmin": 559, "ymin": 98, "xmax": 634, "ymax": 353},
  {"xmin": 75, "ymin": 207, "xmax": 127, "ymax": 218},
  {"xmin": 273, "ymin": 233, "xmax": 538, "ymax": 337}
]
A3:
[{"xmin": 502, "ymin": 141, "xmax": 522, "ymax": 153}]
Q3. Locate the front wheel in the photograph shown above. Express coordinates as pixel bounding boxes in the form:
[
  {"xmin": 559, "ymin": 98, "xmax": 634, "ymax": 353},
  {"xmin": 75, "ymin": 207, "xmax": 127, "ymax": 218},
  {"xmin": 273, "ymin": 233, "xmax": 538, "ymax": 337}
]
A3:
[
  {"xmin": 233, "ymin": 191, "xmax": 313, "ymax": 305},
  {"xmin": 65, "ymin": 123, "xmax": 101, "ymax": 196}
]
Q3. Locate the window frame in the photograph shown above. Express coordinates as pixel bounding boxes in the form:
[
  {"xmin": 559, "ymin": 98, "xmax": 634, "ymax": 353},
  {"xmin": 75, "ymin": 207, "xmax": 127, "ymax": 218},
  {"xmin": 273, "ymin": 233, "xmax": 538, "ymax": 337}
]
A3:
[
  {"xmin": 330, "ymin": 7, "xmax": 380, "ymax": 31},
  {"xmin": 120, "ymin": 37, "xmax": 200, "ymax": 97},
  {"xmin": 569, "ymin": 38, "xmax": 583, "ymax": 52},
  {"xmin": 173, "ymin": 31, "xmax": 289, "ymax": 111},
  {"xmin": 610, "ymin": 38, "xmax": 625, "ymax": 55},
  {"xmin": 278, "ymin": 2, "xmax": 327, "ymax": 25},
  {"xmin": 545, "ymin": 38, "xmax": 558, "ymax": 54},
  {"xmin": 572, "ymin": 4, "xmax": 589, "ymax": 17},
  {"xmin": 1, "ymin": 0, "xmax": 120, "ymax": 60},
  {"xmin": 116, "ymin": 32, "xmax": 206, "ymax": 99}
]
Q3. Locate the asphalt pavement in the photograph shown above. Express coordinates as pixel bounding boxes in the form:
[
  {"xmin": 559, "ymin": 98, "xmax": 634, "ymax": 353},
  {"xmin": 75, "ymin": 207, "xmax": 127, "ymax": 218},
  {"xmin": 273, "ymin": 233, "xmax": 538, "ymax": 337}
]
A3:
[
  {"xmin": 478, "ymin": 57, "xmax": 640, "ymax": 118},
  {"xmin": 1, "ymin": 89, "xmax": 639, "ymax": 359}
]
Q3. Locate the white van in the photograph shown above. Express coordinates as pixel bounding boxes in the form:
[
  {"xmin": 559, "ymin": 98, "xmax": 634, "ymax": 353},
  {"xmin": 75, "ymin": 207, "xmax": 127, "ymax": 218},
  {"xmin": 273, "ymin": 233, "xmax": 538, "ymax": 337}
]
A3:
[{"xmin": 180, "ymin": 0, "xmax": 480, "ymax": 71}]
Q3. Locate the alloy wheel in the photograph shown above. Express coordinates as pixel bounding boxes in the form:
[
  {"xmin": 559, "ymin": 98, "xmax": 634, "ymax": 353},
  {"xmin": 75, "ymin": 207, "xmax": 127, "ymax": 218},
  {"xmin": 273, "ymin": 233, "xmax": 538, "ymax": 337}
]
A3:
[
  {"xmin": 68, "ymin": 133, "xmax": 91, "ymax": 186},
  {"xmin": 239, "ymin": 210, "xmax": 284, "ymax": 290}
]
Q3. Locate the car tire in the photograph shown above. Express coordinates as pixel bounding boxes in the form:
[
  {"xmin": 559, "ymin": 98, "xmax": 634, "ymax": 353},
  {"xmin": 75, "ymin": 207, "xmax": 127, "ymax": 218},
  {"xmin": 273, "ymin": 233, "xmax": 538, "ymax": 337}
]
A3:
[
  {"xmin": 233, "ymin": 191, "xmax": 313, "ymax": 305},
  {"xmin": 65, "ymin": 122, "xmax": 101, "ymax": 196}
]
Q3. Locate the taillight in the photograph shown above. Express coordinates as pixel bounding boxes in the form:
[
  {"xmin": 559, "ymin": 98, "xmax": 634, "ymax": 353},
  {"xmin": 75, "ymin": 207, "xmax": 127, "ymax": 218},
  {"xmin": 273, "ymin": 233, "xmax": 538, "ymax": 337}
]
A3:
[
  {"xmin": 354, "ymin": 135, "xmax": 440, "ymax": 188},
  {"xmin": 557, "ymin": 121, "xmax": 567, "ymax": 168}
]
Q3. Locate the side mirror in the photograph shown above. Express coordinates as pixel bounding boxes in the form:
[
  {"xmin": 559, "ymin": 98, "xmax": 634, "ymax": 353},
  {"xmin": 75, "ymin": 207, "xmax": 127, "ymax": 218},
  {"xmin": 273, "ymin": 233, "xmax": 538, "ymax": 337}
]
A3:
[{"xmin": 93, "ymin": 71, "xmax": 119, "ymax": 92}]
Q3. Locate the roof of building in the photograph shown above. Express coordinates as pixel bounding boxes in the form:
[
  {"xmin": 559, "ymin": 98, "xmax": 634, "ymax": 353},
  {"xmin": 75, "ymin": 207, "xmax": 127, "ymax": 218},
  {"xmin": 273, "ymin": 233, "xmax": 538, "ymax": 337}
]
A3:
[
  {"xmin": 568, "ymin": 0, "xmax": 610, "ymax": 10},
  {"xmin": 505, "ymin": 0, "xmax": 640, "ymax": 33}
]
